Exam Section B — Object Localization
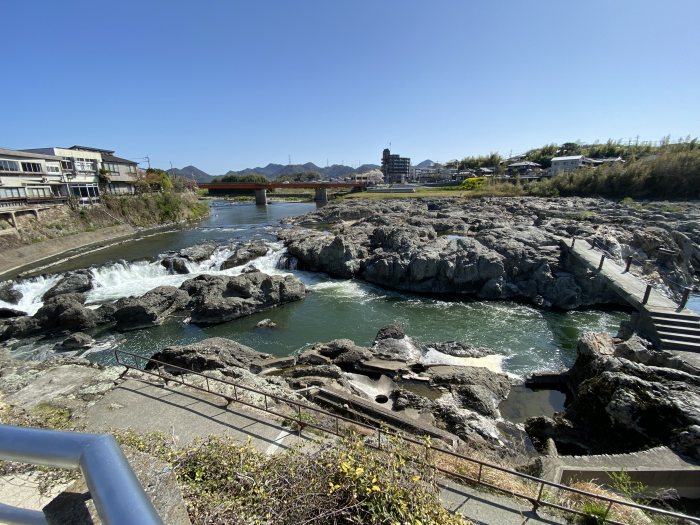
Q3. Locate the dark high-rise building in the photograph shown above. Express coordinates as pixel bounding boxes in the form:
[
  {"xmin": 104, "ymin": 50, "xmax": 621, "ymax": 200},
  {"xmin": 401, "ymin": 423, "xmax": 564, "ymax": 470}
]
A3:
[{"xmin": 381, "ymin": 148, "xmax": 410, "ymax": 184}]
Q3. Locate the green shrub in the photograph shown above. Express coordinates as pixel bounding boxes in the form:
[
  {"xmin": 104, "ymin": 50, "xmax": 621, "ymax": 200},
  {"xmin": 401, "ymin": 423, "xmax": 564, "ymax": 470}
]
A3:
[
  {"xmin": 579, "ymin": 501, "xmax": 609, "ymax": 524},
  {"xmin": 460, "ymin": 177, "xmax": 486, "ymax": 191},
  {"xmin": 117, "ymin": 431, "xmax": 468, "ymax": 525}
]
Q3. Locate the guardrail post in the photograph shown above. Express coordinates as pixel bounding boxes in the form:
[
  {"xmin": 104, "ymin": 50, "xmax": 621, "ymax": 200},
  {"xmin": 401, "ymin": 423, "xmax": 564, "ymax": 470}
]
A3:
[
  {"xmin": 598, "ymin": 254, "xmax": 606, "ymax": 271},
  {"xmin": 642, "ymin": 284, "xmax": 652, "ymax": 305},
  {"xmin": 377, "ymin": 428, "xmax": 382, "ymax": 450},
  {"xmin": 571, "ymin": 238, "xmax": 576, "ymax": 248},
  {"xmin": 625, "ymin": 256, "xmax": 632, "ymax": 273},
  {"xmin": 534, "ymin": 482, "xmax": 545, "ymax": 511},
  {"xmin": 477, "ymin": 463, "xmax": 482, "ymax": 483},
  {"xmin": 680, "ymin": 287, "xmax": 692, "ymax": 309}
]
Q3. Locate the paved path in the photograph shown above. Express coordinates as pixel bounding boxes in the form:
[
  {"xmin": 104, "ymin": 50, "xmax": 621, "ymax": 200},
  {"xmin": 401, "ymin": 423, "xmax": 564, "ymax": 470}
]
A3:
[
  {"xmin": 439, "ymin": 479, "xmax": 567, "ymax": 525},
  {"xmin": 84, "ymin": 376, "xmax": 571, "ymax": 524},
  {"xmin": 85, "ymin": 378, "xmax": 307, "ymax": 453}
]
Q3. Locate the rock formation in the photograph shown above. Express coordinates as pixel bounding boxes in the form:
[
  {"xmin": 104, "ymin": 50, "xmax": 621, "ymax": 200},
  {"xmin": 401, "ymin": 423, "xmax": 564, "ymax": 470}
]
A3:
[
  {"xmin": 278, "ymin": 198, "xmax": 700, "ymax": 308},
  {"xmin": 180, "ymin": 270, "xmax": 305, "ymax": 325},
  {"xmin": 525, "ymin": 332, "xmax": 700, "ymax": 459}
]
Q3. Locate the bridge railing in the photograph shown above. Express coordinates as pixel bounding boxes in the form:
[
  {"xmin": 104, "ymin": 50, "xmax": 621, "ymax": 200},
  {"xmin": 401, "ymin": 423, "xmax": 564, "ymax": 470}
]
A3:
[
  {"xmin": 570, "ymin": 236, "xmax": 695, "ymax": 309},
  {"xmin": 0, "ymin": 425, "xmax": 163, "ymax": 525},
  {"xmin": 115, "ymin": 348, "xmax": 700, "ymax": 525}
]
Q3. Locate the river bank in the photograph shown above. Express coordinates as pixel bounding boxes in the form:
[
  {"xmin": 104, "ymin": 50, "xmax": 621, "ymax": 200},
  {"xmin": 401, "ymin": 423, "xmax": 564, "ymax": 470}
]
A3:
[{"xmin": 0, "ymin": 192, "xmax": 209, "ymax": 279}]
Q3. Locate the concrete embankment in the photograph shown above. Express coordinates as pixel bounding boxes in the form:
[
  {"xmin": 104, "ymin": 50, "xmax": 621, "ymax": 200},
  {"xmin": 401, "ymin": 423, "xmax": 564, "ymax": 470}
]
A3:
[{"xmin": 0, "ymin": 224, "xmax": 171, "ymax": 279}]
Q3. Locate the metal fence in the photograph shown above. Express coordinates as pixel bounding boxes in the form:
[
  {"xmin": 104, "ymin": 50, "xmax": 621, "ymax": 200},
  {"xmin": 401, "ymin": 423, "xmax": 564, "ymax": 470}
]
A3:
[
  {"xmin": 0, "ymin": 425, "xmax": 163, "ymax": 525},
  {"xmin": 115, "ymin": 349, "xmax": 700, "ymax": 525}
]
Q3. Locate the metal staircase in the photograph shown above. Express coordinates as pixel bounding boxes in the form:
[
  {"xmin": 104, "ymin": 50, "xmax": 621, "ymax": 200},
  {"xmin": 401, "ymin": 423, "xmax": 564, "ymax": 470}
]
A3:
[{"xmin": 649, "ymin": 309, "xmax": 700, "ymax": 352}]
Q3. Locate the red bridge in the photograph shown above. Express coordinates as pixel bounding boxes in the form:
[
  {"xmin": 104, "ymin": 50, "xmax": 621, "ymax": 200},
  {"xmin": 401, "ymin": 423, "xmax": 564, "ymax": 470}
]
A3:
[{"xmin": 197, "ymin": 181, "xmax": 365, "ymax": 204}]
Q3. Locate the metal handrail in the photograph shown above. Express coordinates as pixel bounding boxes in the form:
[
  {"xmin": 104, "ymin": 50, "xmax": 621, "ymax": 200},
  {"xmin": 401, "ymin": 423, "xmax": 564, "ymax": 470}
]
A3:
[
  {"xmin": 0, "ymin": 425, "xmax": 163, "ymax": 525},
  {"xmin": 115, "ymin": 349, "xmax": 700, "ymax": 525},
  {"xmin": 578, "ymin": 236, "xmax": 696, "ymax": 307}
]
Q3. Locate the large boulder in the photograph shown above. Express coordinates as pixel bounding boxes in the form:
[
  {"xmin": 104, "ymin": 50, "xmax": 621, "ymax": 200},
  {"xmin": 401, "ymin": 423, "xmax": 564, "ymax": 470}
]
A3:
[
  {"xmin": 181, "ymin": 271, "xmax": 305, "ymax": 325},
  {"xmin": 113, "ymin": 286, "xmax": 189, "ymax": 331},
  {"xmin": 34, "ymin": 293, "xmax": 99, "ymax": 333},
  {"xmin": 369, "ymin": 325, "xmax": 421, "ymax": 362},
  {"xmin": 0, "ymin": 316, "xmax": 40, "ymax": 341},
  {"xmin": 0, "ymin": 282, "xmax": 22, "ymax": 304},
  {"xmin": 0, "ymin": 307, "xmax": 25, "ymax": 319},
  {"xmin": 147, "ymin": 337, "xmax": 269, "ymax": 374},
  {"xmin": 178, "ymin": 242, "xmax": 217, "ymax": 262},
  {"xmin": 43, "ymin": 272, "xmax": 93, "ymax": 300},
  {"xmin": 54, "ymin": 332, "xmax": 94, "ymax": 352},
  {"xmin": 160, "ymin": 242, "xmax": 219, "ymax": 274},
  {"xmin": 221, "ymin": 240, "xmax": 269, "ymax": 270}
]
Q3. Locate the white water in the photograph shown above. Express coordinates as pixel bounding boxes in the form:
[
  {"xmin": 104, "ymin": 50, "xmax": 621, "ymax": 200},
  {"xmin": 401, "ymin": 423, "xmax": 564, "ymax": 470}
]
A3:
[
  {"xmin": 420, "ymin": 349, "xmax": 506, "ymax": 373},
  {"xmin": 0, "ymin": 275, "xmax": 61, "ymax": 316},
  {"xmin": 0, "ymin": 242, "xmax": 298, "ymax": 312}
]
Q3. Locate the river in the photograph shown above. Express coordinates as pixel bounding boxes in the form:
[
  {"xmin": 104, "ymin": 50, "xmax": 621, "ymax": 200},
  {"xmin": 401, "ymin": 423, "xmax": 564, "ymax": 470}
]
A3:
[{"xmin": 2, "ymin": 200, "xmax": 628, "ymax": 384}]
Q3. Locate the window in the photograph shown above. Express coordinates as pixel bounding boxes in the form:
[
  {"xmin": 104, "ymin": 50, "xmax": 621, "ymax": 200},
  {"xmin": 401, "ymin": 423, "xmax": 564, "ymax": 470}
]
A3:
[
  {"xmin": 0, "ymin": 187, "xmax": 26, "ymax": 198},
  {"xmin": 75, "ymin": 160, "xmax": 95, "ymax": 172},
  {"xmin": 102, "ymin": 162, "xmax": 119, "ymax": 175},
  {"xmin": 0, "ymin": 160, "xmax": 19, "ymax": 172},
  {"xmin": 61, "ymin": 158, "xmax": 73, "ymax": 170},
  {"xmin": 47, "ymin": 165, "xmax": 61, "ymax": 173},
  {"xmin": 27, "ymin": 187, "xmax": 51, "ymax": 198},
  {"xmin": 21, "ymin": 162, "xmax": 42, "ymax": 173}
]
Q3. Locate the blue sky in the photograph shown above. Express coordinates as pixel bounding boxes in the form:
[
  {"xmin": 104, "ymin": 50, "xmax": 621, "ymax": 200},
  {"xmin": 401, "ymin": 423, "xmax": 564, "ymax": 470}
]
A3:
[{"xmin": 2, "ymin": 0, "xmax": 699, "ymax": 173}]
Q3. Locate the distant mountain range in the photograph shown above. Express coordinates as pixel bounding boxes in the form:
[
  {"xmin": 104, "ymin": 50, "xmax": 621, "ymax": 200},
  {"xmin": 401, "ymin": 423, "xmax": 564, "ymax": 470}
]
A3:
[{"xmin": 168, "ymin": 161, "xmax": 394, "ymax": 182}]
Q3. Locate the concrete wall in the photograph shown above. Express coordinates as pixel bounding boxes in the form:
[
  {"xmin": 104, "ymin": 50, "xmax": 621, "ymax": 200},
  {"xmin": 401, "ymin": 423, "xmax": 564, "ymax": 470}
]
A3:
[{"xmin": 560, "ymin": 468, "xmax": 700, "ymax": 499}]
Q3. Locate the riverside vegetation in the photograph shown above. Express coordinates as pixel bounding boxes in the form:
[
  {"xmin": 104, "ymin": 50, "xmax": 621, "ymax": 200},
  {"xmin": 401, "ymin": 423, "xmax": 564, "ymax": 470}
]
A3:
[{"xmin": 0, "ymin": 171, "xmax": 208, "ymax": 249}]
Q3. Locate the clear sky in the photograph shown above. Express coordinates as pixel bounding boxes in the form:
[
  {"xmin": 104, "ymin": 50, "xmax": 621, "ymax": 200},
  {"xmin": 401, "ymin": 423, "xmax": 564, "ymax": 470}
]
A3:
[{"xmin": 2, "ymin": 0, "xmax": 699, "ymax": 173}]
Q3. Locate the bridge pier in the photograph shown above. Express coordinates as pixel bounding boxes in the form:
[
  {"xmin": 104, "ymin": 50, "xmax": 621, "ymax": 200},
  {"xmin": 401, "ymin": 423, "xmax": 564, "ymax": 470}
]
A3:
[
  {"xmin": 254, "ymin": 189, "xmax": 267, "ymax": 205},
  {"xmin": 314, "ymin": 187, "xmax": 328, "ymax": 203}
]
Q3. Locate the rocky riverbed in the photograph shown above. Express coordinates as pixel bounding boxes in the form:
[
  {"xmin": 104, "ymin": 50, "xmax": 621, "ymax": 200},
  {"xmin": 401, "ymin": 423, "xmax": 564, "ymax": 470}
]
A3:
[
  {"xmin": 278, "ymin": 197, "xmax": 700, "ymax": 309},
  {"xmin": 1, "ymin": 196, "xmax": 698, "ymax": 467}
]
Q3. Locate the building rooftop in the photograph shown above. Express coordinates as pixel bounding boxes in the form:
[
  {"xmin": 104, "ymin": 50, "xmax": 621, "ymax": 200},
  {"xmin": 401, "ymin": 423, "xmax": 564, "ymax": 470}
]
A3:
[
  {"xmin": 509, "ymin": 161, "xmax": 541, "ymax": 168},
  {"xmin": 0, "ymin": 148, "xmax": 61, "ymax": 161},
  {"xmin": 551, "ymin": 155, "xmax": 584, "ymax": 162},
  {"xmin": 70, "ymin": 146, "xmax": 116, "ymax": 155},
  {"xmin": 102, "ymin": 154, "xmax": 137, "ymax": 165}
]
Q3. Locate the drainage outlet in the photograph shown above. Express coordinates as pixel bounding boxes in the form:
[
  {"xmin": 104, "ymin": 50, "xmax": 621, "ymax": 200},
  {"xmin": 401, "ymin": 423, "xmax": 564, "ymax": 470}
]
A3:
[{"xmin": 375, "ymin": 394, "xmax": 389, "ymax": 404}]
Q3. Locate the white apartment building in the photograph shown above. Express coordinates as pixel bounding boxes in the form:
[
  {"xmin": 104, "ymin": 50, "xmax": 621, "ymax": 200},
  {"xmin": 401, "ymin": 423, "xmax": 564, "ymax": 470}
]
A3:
[
  {"xmin": 549, "ymin": 155, "xmax": 597, "ymax": 176},
  {"xmin": 0, "ymin": 148, "xmax": 67, "ymax": 201}
]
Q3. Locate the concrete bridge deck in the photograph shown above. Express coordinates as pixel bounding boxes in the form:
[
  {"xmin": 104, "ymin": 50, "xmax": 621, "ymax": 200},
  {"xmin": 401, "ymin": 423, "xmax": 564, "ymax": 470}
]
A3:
[{"xmin": 198, "ymin": 181, "xmax": 365, "ymax": 204}]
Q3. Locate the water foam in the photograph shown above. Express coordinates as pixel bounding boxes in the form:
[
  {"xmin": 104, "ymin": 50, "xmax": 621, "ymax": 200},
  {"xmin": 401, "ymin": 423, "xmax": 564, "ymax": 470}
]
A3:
[
  {"xmin": 0, "ymin": 275, "xmax": 60, "ymax": 316},
  {"xmin": 420, "ymin": 349, "xmax": 506, "ymax": 373}
]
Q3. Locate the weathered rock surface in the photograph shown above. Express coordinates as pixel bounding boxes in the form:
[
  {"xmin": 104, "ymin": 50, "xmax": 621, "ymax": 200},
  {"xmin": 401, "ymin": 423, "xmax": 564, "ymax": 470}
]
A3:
[
  {"xmin": 34, "ymin": 294, "xmax": 99, "ymax": 333},
  {"xmin": 278, "ymin": 198, "xmax": 700, "ymax": 308},
  {"xmin": 525, "ymin": 332, "xmax": 700, "ymax": 459},
  {"xmin": 178, "ymin": 242, "xmax": 217, "ymax": 262},
  {"xmin": 0, "ymin": 282, "xmax": 22, "ymax": 304},
  {"xmin": 54, "ymin": 332, "xmax": 94, "ymax": 352},
  {"xmin": 180, "ymin": 270, "xmax": 305, "ymax": 325},
  {"xmin": 114, "ymin": 286, "xmax": 190, "ymax": 331},
  {"xmin": 160, "ymin": 242, "xmax": 218, "ymax": 274},
  {"xmin": 423, "ymin": 341, "xmax": 496, "ymax": 358},
  {"xmin": 0, "ymin": 307, "xmax": 25, "ymax": 319},
  {"xmin": 147, "ymin": 337, "xmax": 270, "ymax": 374},
  {"xmin": 221, "ymin": 240, "xmax": 269, "ymax": 270},
  {"xmin": 43, "ymin": 272, "xmax": 93, "ymax": 300}
]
